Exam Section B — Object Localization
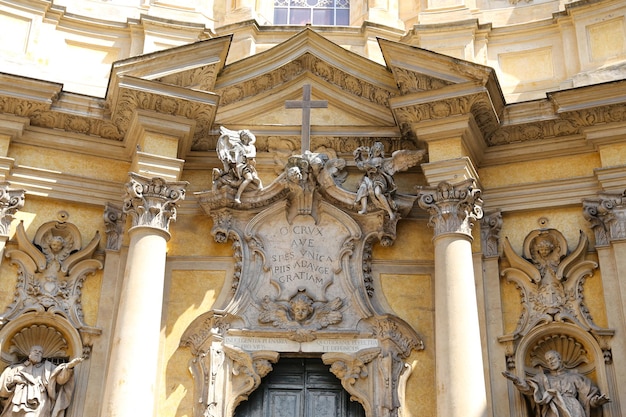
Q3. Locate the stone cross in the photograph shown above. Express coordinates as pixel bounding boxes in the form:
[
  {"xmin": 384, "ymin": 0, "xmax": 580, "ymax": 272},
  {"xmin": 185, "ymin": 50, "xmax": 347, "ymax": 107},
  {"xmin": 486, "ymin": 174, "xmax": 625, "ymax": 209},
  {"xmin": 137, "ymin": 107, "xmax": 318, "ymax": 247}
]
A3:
[{"xmin": 285, "ymin": 84, "xmax": 328, "ymax": 154}]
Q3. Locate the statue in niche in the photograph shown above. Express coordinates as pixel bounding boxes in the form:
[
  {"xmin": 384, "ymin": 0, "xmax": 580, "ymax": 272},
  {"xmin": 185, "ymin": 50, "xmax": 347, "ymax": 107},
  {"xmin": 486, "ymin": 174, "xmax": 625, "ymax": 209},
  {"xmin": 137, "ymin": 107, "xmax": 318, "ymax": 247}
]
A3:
[
  {"xmin": 212, "ymin": 126, "xmax": 263, "ymax": 203},
  {"xmin": 0, "ymin": 345, "xmax": 84, "ymax": 417},
  {"xmin": 503, "ymin": 350, "xmax": 609, "ymax": 417},
  {"xmin": 353, "ymin": 142, "xmax": 426, "ymax": 220},
  {"xmin": 258, "ymin": 291, "xmax": 343, "ymax": 341}
]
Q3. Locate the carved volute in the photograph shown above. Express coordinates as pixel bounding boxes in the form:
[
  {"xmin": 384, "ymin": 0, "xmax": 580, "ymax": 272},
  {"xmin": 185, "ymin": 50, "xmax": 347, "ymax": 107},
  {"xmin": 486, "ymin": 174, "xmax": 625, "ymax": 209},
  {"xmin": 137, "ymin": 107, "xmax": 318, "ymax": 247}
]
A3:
[{"xmin": 184, "ymin": 139, "xmax": 425, "ymax": 417}]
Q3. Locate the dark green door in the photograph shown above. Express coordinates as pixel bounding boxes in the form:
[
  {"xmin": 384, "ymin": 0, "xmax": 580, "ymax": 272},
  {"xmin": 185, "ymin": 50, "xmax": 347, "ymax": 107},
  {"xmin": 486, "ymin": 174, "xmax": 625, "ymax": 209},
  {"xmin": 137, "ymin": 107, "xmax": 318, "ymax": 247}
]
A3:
[{"xmin": 235, "ymin": 358, "xmax": 365, "ymax": 417}]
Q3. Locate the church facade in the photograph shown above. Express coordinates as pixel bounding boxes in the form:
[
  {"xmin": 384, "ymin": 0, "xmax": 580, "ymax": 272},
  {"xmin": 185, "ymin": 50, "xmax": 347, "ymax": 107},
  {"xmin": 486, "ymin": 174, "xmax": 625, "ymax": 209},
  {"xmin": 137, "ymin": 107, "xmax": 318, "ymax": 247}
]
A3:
[{"xmin": 0, "ymin": 1, "xmax": 625, "ymax": 417}]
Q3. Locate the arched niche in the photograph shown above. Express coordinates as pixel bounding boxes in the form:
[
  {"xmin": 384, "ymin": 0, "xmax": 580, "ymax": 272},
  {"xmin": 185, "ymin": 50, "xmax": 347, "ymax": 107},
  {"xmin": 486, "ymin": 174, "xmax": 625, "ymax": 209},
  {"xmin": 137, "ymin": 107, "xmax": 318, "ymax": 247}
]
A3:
[
  {"xmin": 510, "ymin": 322, "xmax": 617, "ymax": 417},
  {"xmin": 0, "ymin": 312, "xmax": 84, "ymax": 366}
]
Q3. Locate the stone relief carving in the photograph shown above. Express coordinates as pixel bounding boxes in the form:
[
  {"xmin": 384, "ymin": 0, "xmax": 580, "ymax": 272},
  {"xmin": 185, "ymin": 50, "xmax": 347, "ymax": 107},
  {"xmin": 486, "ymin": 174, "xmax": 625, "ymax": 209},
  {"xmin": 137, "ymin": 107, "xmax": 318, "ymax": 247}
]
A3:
[
  {"xmin": 0, "ymin": 340, "xmax": 84, "ymax": 417},
  {"xmin": 481, "ymin": 210, "xmax": 503, "ymax": 257},
  {"xmin": 258, "ymin": 290, "xmax": 343, "ymax": 342},
  {"xmin": 583, "ymin": 189, "xmax": 626, "ymax": 246},
  {"xmin": 503, "ymin": 348, "xmax": 610, "ymax": 417},
  {"xmin": 501, "ymin": 229, "xmax": 602, "ymax": 336},
  {"xmin": 417, "ymin": 180, "xmax": 483, "ymax": 237},
  {"xmin": 499, "ymin": 228, "xmax": 615, "ymax": 382},
  {"xmin": 190, "ymin": 135, "xmax": 426, "ymax": 417},
  {"xmin": 0, "ymin": 184, "xmax": 25, "ymax": 236},
  {"xmin": 123, "ymin": 173, "xmax": 188, "ymax": 232},
  {"xmin": 392, "ymin": 67, "xmax": 453, "ymax": 94},
  {"xmin": 213, "ymin": 127, "xmax": 263, "ymax": 204},
  {"xmin": 215, "ymin": 53, "xmax": 394, "ymax": 109},
  {"xmin": 103, "ymin": 202, "xmax": 125, "ymax": 251},
  {"xmin": 353, "ymin": 142, "xmax": 426, "ymax": 220},
  {"xmin": 2, "ymin": 213, "xmax": 102, "ymax": 332}
]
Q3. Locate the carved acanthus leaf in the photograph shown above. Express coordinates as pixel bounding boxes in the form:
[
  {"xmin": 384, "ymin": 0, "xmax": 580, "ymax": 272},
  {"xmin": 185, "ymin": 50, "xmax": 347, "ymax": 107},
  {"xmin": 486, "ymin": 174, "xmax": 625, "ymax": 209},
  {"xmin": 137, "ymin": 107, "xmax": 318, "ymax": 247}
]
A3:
[
  {"xmin": 123, "ymin": 173, "xmax": 188, "ymax": 232},
  {"xmin": 582, "ymin": 189, "xmax": 626, "ymax": 246},
  {"xmin": 501, "ymin": 229, "xmax": 603, "ymax": 339},
  {"xmin": 3, "ymin": 218, "xmax": 102, "ymax": 330},
  {"xmin": 417, "ymin": 180, "xmax": 483, "ymax": 238}
]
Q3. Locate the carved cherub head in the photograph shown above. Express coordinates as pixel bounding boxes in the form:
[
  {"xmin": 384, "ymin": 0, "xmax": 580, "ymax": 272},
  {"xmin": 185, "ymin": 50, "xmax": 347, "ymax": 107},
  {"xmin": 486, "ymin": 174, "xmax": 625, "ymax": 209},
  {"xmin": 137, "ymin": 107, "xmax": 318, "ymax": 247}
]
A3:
[
  {"xmin": 289, "ymin": 292, "xmax": 314, "ymax": 323},
  {"xmin": 530, "ymin": 234, "xmax": 559, "ymax": 264}
]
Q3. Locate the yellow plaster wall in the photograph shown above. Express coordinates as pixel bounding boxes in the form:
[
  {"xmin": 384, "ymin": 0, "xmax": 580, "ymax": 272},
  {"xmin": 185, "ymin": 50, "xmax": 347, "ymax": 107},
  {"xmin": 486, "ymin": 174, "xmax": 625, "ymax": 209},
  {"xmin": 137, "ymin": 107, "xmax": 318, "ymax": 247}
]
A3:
[
  {"xmin": 380, "ymin": 273, "xmax": 435, "ymax": 417},
  {"xmin": 374, "ymin": 219, "xmax": 434, "ymax": 261},
  {"xmin": 479, "ymin": 153, "xmax": 601, "ymax": 188},
  {"xmin": 161, "ymin": 270, "xmax": 226, "ymax": 417},
  {"xmin": 9, "ymin": 143, "xmax": 130, "ymax": 183},
  {"xmin": 168, "ymin": 215, "xmax": 231, "ymax": 257},
  {"xmin": 598, "ymin": 142, "xmax": 626, "ymax": 167}
]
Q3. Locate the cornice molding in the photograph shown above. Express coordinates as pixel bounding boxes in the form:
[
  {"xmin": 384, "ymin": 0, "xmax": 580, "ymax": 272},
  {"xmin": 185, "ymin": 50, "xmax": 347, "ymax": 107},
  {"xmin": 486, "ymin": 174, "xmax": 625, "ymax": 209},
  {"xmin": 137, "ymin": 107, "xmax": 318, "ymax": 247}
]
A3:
[{"xmin": 482, "ymin": 176, "xmax": 601, "ymax": 212}]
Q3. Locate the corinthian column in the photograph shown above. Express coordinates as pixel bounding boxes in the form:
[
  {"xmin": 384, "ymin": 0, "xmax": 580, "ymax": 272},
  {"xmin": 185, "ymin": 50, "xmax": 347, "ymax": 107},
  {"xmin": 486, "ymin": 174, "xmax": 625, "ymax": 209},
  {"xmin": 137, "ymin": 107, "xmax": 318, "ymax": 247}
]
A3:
[
  {"xmin": 101, "ymin": 173, "xmax": 187, "ymax": 417},
  {"xmin": 418, "ymin": 180, "xmax": 487, "ymax": 417}
]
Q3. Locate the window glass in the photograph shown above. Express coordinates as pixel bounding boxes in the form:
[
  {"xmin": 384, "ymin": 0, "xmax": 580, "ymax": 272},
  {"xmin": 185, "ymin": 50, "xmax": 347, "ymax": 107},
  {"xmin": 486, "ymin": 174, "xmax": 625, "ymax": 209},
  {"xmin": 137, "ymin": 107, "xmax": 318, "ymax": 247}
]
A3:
[{"xmin": 274, "ymin": 0, "xmax": 349, "ymax": 26}]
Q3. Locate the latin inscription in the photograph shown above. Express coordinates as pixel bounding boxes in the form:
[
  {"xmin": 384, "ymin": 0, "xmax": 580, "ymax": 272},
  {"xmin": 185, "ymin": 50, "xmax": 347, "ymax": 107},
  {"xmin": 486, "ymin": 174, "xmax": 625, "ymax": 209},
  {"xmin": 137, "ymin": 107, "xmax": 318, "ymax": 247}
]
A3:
[
  {"xmin": 270, "ymin": 225, "xmax": 334, "ymax": 288},
  {"xmin": 224, "ymin": 336, "xmax": 379, "ymax": 353}
]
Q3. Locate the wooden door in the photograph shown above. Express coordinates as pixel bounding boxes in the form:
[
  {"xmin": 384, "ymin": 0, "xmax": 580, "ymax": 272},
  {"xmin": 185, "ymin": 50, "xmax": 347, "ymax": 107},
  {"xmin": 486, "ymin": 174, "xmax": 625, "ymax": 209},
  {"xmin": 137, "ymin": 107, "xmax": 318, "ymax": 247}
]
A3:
[{"xmin": 235, "ymin": 358, "xmax": 365, "ymax": 417}]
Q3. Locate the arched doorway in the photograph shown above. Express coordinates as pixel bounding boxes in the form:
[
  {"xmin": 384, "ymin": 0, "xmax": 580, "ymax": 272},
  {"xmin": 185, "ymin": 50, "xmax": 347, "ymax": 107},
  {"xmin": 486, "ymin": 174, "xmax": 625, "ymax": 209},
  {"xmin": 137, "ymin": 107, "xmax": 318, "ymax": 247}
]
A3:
[{"xmin": 235, "ymin": 357, "xmax": 365, "ymax": 417}]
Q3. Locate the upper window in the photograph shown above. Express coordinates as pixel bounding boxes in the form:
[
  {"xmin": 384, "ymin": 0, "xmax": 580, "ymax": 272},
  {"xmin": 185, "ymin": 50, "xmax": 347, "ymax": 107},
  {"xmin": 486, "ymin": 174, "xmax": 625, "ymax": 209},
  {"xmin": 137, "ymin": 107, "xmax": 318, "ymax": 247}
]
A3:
[{"xmin": 274, "ymin": 0, "xmax": 349, "ymax": 26}]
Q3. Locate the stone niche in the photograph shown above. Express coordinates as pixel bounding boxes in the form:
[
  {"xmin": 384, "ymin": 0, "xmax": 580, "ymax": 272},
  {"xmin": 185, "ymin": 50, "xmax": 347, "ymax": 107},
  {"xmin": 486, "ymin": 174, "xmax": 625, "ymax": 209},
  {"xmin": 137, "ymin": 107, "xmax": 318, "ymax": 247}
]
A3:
[{"xmin": 182, "ymin": 150, "xmax": 424, "ymax": 417}]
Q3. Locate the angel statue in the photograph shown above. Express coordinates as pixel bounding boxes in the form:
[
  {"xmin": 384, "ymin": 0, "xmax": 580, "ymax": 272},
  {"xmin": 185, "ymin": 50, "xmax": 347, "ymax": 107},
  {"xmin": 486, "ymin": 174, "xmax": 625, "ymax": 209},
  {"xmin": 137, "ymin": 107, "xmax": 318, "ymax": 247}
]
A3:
[
  {"xmin": 354, "ymin": 142, "xmax": 426, "ymax": 220},
  {"xmin": 213, "ymin": 126, "xmax": 263, "ymax": 203}
]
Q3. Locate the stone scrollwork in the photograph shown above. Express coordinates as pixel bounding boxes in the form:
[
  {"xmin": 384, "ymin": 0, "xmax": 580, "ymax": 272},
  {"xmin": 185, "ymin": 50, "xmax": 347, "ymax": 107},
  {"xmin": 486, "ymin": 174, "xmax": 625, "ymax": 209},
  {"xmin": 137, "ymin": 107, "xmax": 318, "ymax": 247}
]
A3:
[
  {"xmin": 417, "ymin": 179, "xmax": 483, "ymax": 238},
  {"xmin": 481, "ymin": 210, "xmax": 502, "ymax": 257},
  {"xmin": 0, "ymin": 183, "xmax": 25, "ymax": 236},
  {"xmin": 322, "ymin": 347, "xmax": 381, "ymax": 415},
  {"xmin": 180, "ymin": 311, "xmax": 279, "ymax": 417},
  {"xmin": 2, "ymin": 214, "xmax": 102, "ymax": 332},
  {"xmin": 103, "ymin": 202, "xmax": 126, "ymax": 251},
  {"xmin": 583, "ymin": 189, "xmax": 626, "ymax": 246},
  {"xmin": 501, "ymin": 229, "xmax": 602, "ymax": 336},
  {"xmin": 123, "ymin": 172, "xmax": 188, "ymax": 233}
]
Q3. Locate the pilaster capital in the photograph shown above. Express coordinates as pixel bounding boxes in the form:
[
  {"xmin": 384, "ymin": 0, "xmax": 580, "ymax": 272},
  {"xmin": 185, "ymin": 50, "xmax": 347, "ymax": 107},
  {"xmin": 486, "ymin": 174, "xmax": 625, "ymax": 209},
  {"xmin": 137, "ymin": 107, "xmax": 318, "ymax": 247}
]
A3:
[
  {"xmin": 480, "ymin": 210, "xmax": 502, "ymax": 257},
  {"xmin": 123, "ymin": 173, "xmax": 188, "ymax": 234},
  {"xmin": 583, "ymin": 189, "xmax": 626, "ymax": 245},
  {"xmin": 0, "ymin": 183, "xmax": 25, "ymax": 235},
  {"xmin": 104, "ymin": 202, "xmax": 126, "ymax": 251},
  {"xmin": 417, "ymin": 179, "xmax": 483, "ymax": 238}
]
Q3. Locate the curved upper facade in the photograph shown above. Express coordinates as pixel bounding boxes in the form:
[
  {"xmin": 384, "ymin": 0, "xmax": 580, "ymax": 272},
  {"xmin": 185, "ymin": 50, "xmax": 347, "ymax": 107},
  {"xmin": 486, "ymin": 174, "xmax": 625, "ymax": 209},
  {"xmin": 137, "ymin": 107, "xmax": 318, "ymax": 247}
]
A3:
[{"xmin": 0, "ymin": 0, "xmax": 624, "ymax": 101}]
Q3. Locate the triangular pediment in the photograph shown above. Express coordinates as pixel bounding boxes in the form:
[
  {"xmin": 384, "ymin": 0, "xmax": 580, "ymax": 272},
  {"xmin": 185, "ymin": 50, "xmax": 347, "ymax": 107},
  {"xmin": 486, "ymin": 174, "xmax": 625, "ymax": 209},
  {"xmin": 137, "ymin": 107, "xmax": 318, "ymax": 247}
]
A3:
[{"xmin": 212, "ymin": 29, "xmax": 400, "ymax": 130}]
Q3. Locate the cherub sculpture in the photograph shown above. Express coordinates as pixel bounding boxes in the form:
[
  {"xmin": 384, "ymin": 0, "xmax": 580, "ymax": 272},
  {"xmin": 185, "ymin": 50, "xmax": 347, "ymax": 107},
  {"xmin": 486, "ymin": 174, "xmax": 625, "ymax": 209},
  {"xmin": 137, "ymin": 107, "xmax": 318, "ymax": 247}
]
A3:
[
  {"xmin": 354, "ymin": 142, "xmax": 426, "ymax": 220},
  {"xmin": 213, "ymin": 126, "xmax": 263, "ymax": 203},
  {"xmin": 258, "ymin": 291, "xmax": 343, "ymax": 341}
]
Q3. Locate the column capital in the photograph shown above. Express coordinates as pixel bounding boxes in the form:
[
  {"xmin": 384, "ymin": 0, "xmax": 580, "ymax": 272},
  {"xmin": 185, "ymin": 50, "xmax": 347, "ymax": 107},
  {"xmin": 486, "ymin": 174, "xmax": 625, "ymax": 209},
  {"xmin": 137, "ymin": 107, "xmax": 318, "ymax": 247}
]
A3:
[
  {"xmin": 123, "ymin": 173, "xmax": 188, "ymax": 235},
  {"xmin": 0, "ymin": 183, "xmax": 25, "ymax": 235},
  {"xmin": 417, "ymin": 179, "xmax": 483, "ymax": 238},
  {"xmin": 583, "ymin": 189, "xmax": 626, "ymax": 245}
]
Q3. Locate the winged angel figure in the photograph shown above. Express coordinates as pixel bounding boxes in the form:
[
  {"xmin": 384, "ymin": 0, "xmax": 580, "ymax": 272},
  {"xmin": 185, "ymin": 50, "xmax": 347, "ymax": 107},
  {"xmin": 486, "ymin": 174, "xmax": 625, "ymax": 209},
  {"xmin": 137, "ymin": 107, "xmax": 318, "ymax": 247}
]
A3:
[
  {"xmin": 354, "ymin": 142, "xmax": 426, "ymax": 220},
  {"xmin": 501, "ymin": 229, "xmax": 601, "ymax": 334},
  {"xmin": 213, "ymin": 126, "xmax": 263, "ymax": 203},
  {"xmin": 258, "ymin": 291, "xmax": 343, "ymax": 342}
]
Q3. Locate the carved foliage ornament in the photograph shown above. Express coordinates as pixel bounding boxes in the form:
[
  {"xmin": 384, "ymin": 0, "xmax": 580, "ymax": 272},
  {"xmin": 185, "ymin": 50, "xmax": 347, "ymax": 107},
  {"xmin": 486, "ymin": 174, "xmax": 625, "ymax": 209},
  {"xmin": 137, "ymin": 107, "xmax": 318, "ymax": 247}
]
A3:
[
  {"xmin": 582, "ymin": 189, "xmax": 626, "ymax": 246},
  {"xmin": 501, "ymin": 229, "xmax": 602, "ymax": 338},
  {"xmin": 3, "ymin": 216, "xmax": 102, "ymax": 330},
  {"xmin": 0, "ymin": 183, "xmax": 25, "ymax": 236},
  {"xmin": 123, "ymin": 173, "xmax": 188, "ymax": 233},
  {"xmin": 417, "ymin": 180, "xmax": 483, "ymax": 238}
]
